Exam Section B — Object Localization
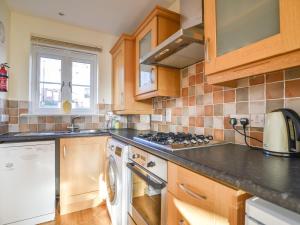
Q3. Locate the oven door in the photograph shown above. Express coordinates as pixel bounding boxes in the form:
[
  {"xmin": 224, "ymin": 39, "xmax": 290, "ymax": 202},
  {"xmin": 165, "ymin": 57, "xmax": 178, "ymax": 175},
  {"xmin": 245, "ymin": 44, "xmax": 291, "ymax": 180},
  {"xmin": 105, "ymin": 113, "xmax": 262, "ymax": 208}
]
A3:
[{"xmin": 127, "ymin": 161, "xmax": 166, "ymax": 225}]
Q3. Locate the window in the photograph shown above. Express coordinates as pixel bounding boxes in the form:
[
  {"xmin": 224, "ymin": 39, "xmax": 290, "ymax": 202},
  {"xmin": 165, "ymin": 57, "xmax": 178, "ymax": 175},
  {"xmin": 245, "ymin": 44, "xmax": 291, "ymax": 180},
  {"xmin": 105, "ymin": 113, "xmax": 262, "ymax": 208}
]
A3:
[{"xmin": 31, "ymin": 45, "xmax": 97, "ymax": 114}]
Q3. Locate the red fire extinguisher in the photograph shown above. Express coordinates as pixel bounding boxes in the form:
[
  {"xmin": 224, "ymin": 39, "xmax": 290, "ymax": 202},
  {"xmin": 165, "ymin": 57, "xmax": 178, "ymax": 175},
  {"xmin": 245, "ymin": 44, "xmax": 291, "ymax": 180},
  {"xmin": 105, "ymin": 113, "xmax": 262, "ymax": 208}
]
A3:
[{"xmin": 0, "ymin": 63, "xmax": 9, "ymax": 92}]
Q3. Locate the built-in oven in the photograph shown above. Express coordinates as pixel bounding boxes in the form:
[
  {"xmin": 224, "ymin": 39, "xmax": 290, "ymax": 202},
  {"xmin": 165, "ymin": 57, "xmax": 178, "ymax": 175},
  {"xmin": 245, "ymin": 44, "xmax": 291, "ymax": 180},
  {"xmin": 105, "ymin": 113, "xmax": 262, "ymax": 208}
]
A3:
[{"xmin": 127, "ymin": 146, "xmax": 167, "ymax": 225}]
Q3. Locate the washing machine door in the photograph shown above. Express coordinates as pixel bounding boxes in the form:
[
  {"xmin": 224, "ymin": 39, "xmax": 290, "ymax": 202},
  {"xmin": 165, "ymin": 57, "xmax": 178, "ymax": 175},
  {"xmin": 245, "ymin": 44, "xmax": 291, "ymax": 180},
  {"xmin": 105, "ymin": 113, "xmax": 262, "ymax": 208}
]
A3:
[{"xmin": 105, "ymin": 155, "xmax": 120, "ymax": 205}]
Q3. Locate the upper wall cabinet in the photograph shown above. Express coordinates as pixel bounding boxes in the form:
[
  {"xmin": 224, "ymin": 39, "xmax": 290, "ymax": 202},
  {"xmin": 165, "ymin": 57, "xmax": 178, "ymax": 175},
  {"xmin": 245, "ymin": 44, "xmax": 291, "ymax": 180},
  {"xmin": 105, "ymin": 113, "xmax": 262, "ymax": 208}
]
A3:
[
  {"xmin": 110, "ymin": 34, "xmax": 152, "ymax": 114},
  {"xmin": 135, "ymin": 6, "xmax": 181, "ymax": 100},
  {"xmin": 204, "ymin": 0, "xmax": 300, "ymax": 84}
]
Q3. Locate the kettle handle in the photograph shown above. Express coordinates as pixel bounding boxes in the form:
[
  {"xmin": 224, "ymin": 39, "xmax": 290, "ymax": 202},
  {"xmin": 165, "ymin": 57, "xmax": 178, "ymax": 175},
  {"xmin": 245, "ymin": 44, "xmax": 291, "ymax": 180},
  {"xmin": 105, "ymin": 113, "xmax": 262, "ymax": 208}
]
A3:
[{"xmin": 274, "ymin": 109, "xmax": 300, "ymax": 141}]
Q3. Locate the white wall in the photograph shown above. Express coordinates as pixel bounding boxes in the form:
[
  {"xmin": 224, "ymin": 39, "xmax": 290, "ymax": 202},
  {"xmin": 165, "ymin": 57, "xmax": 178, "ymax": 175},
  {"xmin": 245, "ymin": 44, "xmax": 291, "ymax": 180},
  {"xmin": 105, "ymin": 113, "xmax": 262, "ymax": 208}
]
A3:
[
  {"xmin": 9, "ymin": 11, "xmax": 118, "ymax": 103},
  {"xmin": 0, "ymin": 0, "xmax": 10, "ymax": 99},
  {"xmin": 168, "ymin": 0, "xmax": 180, "ymax": 13}
]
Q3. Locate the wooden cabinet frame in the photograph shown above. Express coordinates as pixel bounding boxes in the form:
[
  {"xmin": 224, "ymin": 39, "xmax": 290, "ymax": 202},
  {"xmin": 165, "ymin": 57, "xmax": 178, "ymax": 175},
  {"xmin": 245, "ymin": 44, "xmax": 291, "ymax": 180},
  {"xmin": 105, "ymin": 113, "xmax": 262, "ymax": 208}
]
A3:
[
  {"xmin": 134, "ymin": 6, "xmax": 181, "ymax": 100},
  {"xmin": 205, "ymin": 0, "xmax": 300, "ymax": 84},
  {"xmin": 135, "ymin": 18, "xmax": 158, "ymax": 95},
  {"xmin": 59, "ymin": 136, "xmax": 108, "ymax": 215},
  {"xmin": 110, "ymin": 34, "xmax": 152, "ymax": 114},
  {"xmin": 167, "ymin": 162, "xmax": 251, "ymax": 225}
]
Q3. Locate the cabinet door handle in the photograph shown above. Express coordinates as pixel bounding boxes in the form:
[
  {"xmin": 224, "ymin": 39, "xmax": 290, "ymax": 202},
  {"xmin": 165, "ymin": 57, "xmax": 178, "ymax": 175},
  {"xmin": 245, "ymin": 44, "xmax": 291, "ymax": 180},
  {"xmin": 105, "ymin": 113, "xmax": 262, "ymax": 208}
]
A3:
[
  {"xmin": 179, "ymin": 219, "xmax": 185, "ymax": 225},
  {"xmin": 178, "ymin": 183, "xmax": 207, "ymax": 201},
  {"xmin": 150, "ymin": 67, "xmax": 155, "ymax": 83},
  {"xmin": 63, "ymin": 145, "xmax": 67, "ymax": 158},
  {"xmin": 204, "ymin": 38, "xmax": 210, "ymax": 63},
  {"xmin": 121, "ymin": 92, "xmax": 124, "ymax": 104}
]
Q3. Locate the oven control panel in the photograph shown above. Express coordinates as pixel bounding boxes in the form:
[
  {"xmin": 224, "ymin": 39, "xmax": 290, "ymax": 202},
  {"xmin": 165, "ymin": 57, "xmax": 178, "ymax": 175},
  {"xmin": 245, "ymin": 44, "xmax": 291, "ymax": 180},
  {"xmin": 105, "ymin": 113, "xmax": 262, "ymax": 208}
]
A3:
[{"xmin": 129, "ymin": 146, "xmax": 167, "ymax": 181}]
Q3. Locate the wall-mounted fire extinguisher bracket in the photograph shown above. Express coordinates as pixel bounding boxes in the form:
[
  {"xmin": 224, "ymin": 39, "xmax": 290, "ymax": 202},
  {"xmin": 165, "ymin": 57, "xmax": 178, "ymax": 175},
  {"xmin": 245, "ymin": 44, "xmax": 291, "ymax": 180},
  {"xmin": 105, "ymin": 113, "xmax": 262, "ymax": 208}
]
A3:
[{"xmin": 0, "ymin": 63, "xmax": 9, "ymax": 92}]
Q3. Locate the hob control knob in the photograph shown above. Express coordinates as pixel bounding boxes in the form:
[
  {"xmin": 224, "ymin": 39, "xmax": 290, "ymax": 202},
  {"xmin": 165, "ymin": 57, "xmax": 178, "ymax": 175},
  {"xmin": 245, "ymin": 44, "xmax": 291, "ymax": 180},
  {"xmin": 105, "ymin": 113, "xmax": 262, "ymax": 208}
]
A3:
[
  {"xmin": 132, "ymin": 153, "xmax": 140, "ymax": 159},
  {"xmin": 147, "ymin": 161, "xmax": 156, "ymax": 168}
]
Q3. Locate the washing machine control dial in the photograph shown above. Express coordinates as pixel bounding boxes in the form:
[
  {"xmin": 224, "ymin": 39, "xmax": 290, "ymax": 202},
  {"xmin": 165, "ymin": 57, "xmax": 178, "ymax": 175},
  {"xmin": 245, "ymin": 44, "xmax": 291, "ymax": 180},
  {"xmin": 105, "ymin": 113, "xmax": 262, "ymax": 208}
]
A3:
[
  {"xmin": 132, "ymin": 153, "xmax": 140, "ymax": 159},
  {"xmin": 147, "ymin": 161, "xmax": 156, "ymax": 168}
]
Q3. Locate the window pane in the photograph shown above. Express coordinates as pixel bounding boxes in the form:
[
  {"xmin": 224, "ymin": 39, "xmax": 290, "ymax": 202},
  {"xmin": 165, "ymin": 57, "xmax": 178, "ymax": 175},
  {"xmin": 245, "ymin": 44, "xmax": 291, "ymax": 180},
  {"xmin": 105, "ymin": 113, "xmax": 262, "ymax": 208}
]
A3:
[
  {"xmin": 39, "ymin": 83, "xmax": 61, "ymax": 108},
  {"xmin": 72, "ymin": 62, "xmax": 91, "ymax": 85},
  {"xmin": 72, "ymin": 85, "xmax": 90, "ymax": 109},
  {"xmin": 40, "ymin": 57, "xmax": 61, "ymax": 83}
]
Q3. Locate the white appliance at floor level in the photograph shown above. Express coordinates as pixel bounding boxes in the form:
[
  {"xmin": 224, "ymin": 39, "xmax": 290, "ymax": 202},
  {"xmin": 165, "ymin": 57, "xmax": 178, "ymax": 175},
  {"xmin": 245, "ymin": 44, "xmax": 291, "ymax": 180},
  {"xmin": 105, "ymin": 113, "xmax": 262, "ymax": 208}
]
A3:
[
  {"xmin": 0, "ymin": 141, "xmax": 55, "ymax": 225},
  {"xmin": 246, "ymin": 197, "xmax": 300, "ymax": 225},
  {"xmin": 105, "ymin": 138, "xmax": 129, "ymax": 225}
]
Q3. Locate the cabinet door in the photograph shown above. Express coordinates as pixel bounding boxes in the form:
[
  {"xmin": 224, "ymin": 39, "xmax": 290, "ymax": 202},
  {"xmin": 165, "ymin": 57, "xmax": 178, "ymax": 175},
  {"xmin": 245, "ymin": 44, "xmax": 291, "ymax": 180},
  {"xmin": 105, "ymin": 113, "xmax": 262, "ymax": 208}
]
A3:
[
  {"xmin": 167, "ymin": 192, "xmax": 216, "ymax": 225},
  {"xmin": 60, "ymin": 136, "xmax": 108, "ymax": 214},
  {"xmin": 112, "ymin": 44, "xmax": 125, "ymax": 111},
  {"xmin": 205, "ymin": 0, "xmax": 300, "ymax": 75},
  {"xmin": 136, "ymin": 18, "xmax": 158, "ymax": 95},
  {"xmin": 167, "ymin": 192, "xmax": 190, "ymax": 225},
  {"xmin": 168, "ymin": 162, "xmax": 249, "ymax": 225}
]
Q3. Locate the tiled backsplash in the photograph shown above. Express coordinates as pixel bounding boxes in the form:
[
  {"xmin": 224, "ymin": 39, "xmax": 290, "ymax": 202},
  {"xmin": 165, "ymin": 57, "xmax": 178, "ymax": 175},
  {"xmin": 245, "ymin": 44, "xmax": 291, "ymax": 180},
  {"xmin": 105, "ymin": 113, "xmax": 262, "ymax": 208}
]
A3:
[
  {"xmin": 4, "ymin": 62, "xmax": 300, "ymax": 148},
  {"xmin": 0, "ymin": 98, "xmax": 8, "ymax": 134},
  {"xmin": 150, "ymin": 62, "xmax": 300, "ymax": 147},
  {"xmin": 7, "ymin": 101, "xmax": 117, "ymax": 132},
  {"xmin": 127, "ymin": 115, "xmax": 151, "ymax": 130}
]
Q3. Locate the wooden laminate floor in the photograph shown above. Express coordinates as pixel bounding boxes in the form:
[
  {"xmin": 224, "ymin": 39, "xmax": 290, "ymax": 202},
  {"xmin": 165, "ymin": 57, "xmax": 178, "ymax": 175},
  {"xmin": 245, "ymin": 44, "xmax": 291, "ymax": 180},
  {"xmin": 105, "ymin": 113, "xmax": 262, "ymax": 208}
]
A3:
[{"xmin": 40, "ymin": 205, "xmax": 112, "ymax": 225}]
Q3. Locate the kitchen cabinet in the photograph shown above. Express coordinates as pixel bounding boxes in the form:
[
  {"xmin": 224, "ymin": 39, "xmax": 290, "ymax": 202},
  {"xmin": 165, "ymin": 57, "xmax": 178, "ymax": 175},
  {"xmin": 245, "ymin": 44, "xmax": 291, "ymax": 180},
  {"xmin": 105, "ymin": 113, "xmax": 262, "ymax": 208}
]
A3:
[
  {"xmin": 110, "ymin": 34, "xmax": 152, "ymax": 114},
  {"xmin": 167, "ymin": 162, "xmax": 251, "ymax": 225},
  {"xmin": 59, "ymin": 136, "xmax": 108, "ymax": 215},
  {"xmin": 204, "ymin": 0, "xmax": 300, "ymax": 85},
  {"xmin": 135, "ymin": 6, "xmax": 181, "ymax": 100}
]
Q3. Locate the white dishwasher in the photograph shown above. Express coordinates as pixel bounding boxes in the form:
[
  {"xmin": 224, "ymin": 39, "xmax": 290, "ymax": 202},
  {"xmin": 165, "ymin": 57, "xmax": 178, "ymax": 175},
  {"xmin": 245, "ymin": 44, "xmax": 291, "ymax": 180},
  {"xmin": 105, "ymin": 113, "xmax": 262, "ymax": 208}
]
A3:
[
  {"xmin": 0, "ymin": 141, "xmax": 55, "ymax": 225},
  {"xmin": 246, "ymin": 197, "xmax": 300, "ymax": 225}
]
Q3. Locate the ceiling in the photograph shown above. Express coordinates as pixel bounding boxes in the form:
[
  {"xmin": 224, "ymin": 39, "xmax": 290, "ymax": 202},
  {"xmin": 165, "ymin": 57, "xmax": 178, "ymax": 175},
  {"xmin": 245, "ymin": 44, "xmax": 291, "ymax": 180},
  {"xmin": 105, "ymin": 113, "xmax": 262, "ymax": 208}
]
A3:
[{"xmin": 6, "ymin": 0, "xmax": 177, "ymax": 35}]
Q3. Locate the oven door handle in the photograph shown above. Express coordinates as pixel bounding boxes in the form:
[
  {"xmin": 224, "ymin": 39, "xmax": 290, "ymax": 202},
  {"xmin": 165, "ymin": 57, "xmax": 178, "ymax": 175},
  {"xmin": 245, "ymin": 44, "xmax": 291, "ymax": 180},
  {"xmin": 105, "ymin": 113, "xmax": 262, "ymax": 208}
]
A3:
[{"xmin": 126, "ymin": 163, "xmax": 166, "ymax": 190}]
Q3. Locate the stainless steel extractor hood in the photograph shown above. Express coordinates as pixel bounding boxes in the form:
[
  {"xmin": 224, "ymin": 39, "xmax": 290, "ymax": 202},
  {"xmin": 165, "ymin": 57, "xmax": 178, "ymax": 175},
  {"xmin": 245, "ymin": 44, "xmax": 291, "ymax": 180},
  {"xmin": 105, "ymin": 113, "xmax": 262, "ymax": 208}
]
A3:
[{"xmin": 140, "ymin": 0, "xmax": 204, "ymax": 69}]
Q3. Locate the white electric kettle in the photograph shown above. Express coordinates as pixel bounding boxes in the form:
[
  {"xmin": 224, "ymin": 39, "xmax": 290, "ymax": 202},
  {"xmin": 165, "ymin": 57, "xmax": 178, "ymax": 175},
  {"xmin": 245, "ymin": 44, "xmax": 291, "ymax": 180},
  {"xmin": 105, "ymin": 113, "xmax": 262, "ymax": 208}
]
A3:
[{"xmin": 263, "ymin": 108, "xmax": 300, "ymax": 157}]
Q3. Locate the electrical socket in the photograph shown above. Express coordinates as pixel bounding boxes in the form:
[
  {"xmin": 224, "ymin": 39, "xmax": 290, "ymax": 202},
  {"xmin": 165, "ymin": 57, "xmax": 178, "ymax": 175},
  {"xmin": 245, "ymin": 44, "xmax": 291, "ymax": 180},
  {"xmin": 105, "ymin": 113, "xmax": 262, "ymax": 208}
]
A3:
[
  {"xmin": 250, "ymin": 114, "xmax": 265, "ymax": 127},
  {"xmin": 230, "ymin": 115, "xmax": 250, "ymax": 126},
  {"xmin": 151, "ymin": 114, "xmax": 163, "ymax": 122}
]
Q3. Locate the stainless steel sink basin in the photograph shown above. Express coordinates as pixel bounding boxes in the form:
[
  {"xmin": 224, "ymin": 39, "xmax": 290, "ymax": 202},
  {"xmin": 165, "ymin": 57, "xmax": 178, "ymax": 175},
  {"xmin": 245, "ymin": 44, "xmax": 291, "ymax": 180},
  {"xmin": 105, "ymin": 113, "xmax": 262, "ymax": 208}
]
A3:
[
  {"xmin": 14, "ymin": 129, "xmax": 104, "ymax": 137},
  {"xmin": 77, "ymin": 129, "xmax": 102, "ymax": 134}
]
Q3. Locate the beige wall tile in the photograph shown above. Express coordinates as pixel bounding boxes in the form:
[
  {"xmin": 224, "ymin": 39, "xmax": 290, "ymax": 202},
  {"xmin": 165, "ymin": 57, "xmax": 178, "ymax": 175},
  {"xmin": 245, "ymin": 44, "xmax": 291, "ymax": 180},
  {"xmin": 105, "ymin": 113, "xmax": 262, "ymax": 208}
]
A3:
[
  {"xmin": 250, "ymin": 84, "xmax": 265, "ymax": 101},
  {"xmin": 250, "ymin": 101, "xmax": 266, "ymax": 114}
]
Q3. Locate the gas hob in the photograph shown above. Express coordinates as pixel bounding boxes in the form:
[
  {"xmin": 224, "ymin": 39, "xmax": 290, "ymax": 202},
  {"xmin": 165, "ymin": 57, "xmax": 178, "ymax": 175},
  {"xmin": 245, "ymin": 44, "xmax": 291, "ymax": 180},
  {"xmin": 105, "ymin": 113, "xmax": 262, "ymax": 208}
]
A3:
[{"xmin": 133, "ymin": 132, "xmax": 226, "ymax": 151}]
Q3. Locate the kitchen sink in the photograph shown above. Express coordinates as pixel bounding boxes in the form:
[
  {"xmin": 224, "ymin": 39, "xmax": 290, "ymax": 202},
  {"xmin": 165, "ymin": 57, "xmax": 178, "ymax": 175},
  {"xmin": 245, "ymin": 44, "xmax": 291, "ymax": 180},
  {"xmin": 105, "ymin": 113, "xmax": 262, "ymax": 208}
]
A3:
[
  {"xmin": 77, "ymin": 129, "xmax": 102, "ymax": 134},
  {"xmin": 13, "ymin": 129, "xmax": 105, "ymax": 136}
]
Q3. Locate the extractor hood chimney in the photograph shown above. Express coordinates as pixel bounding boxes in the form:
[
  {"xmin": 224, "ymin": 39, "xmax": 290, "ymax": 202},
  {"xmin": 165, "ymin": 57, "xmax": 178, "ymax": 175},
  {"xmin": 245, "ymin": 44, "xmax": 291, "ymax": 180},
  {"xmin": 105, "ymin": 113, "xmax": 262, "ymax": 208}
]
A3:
[{"xmin": 140, "ymin": 0, "xmax": 204, "ymax": 69}]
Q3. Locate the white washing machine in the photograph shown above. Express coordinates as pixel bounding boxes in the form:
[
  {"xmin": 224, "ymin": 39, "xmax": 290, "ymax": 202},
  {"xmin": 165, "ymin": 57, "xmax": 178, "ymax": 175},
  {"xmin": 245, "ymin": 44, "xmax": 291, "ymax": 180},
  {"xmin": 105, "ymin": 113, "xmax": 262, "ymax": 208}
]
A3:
[{"xmin": 105, "ymin": 138, "xmax": 129, "ymax": 225}]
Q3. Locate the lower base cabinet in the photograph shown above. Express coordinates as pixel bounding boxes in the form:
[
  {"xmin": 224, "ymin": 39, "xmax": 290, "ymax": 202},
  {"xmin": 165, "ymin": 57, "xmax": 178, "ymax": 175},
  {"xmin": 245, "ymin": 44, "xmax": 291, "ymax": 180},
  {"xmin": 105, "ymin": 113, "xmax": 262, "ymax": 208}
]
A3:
[
  {"xmin": 167, "ymin": 162, "xmax": 251, "ymax": 225},
  {"xmin": 59, "ymin": 136, "xmax": 109, "ymax": 215}
]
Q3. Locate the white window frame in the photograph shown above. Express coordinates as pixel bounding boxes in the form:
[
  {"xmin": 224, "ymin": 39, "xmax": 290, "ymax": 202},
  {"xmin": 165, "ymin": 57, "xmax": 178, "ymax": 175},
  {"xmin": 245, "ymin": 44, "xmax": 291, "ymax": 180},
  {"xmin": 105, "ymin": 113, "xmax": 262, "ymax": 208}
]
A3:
[{"xmin": 30, "ymin": 44, "xmax": 98, "ymax": 115}]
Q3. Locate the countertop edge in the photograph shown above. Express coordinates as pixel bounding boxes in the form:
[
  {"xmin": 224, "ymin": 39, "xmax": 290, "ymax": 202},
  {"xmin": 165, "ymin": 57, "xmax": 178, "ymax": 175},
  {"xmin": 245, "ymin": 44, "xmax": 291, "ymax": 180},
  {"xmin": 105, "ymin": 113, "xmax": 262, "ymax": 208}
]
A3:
[
  {"xmin": 0, "ymin": 131, "xmax": 111, "ymax": 142},
  {"xmin": 1, "ymin": 129, "xmax": 300, "ymax": 214},
  {"xmin": 110, "ymin": 132, "xmax": 300, "ymax": 214}
]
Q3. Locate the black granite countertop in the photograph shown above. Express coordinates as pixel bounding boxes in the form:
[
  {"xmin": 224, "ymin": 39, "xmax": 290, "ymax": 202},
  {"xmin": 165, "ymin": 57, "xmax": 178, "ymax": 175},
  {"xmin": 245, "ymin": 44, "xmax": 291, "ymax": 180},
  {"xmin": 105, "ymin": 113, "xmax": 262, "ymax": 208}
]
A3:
[
  {"xmin": 1, "ymin": 128, "xmax": 300, "ymax": 214},
  {"xmin": 110, "ymin": 129, "xmax": 300, "ymax": 214},
  {"xmin": 0, "ymin": 130, "xmax": 110, "ymax": 142}
]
